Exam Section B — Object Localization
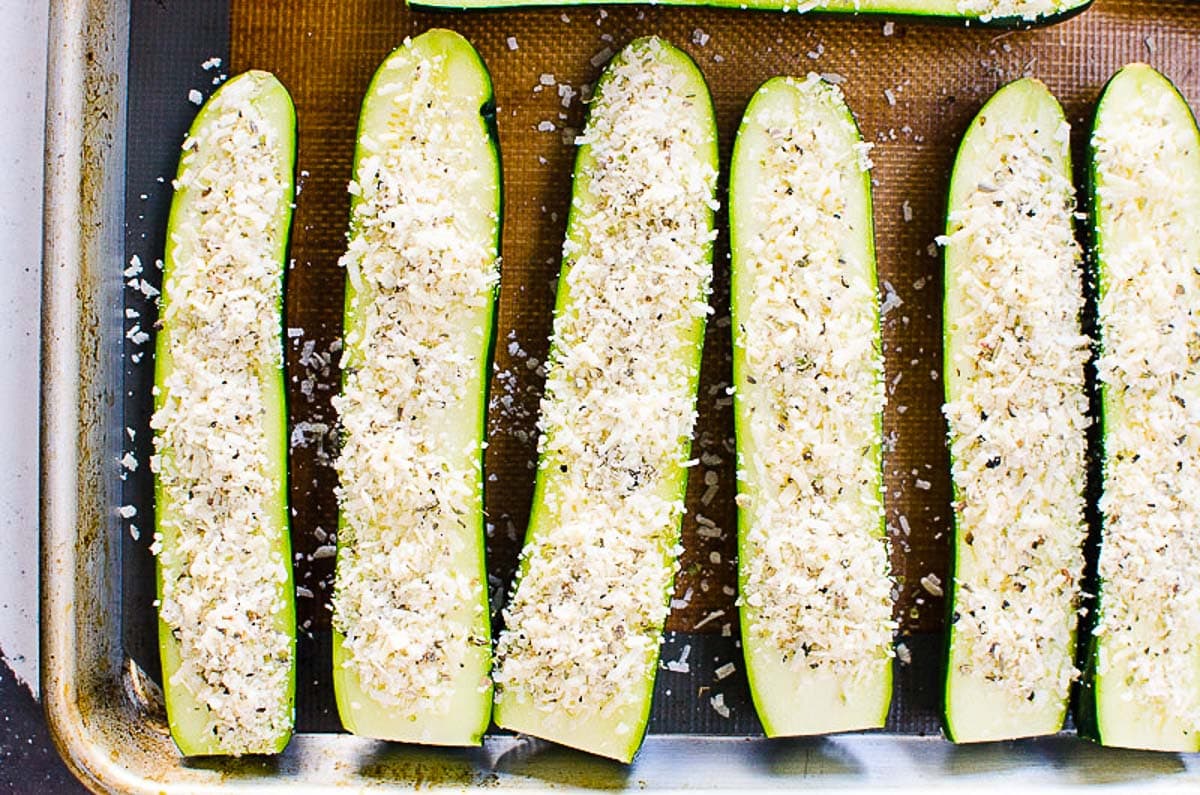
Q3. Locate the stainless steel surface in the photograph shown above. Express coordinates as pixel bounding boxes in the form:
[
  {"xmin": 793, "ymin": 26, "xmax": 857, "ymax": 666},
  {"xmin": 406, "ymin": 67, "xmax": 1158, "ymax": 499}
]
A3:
[{"xmin": 38, "ymin": 0, "xmax": 1200, "ymax": 790}]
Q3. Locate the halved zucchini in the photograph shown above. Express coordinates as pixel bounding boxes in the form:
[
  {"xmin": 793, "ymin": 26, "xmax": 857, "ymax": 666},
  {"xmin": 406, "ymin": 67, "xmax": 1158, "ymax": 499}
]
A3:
[
  {"xmin": 409, "ymin": 0, "xmax": 1091, "ymax": 26},
  {"xmin": 1081, "ymin": 63, "xmax": 1200, "ymax": 752},
  {"xmin": 940, "ymin": 77, "xmax": 1089, "ymax": 743},
  {"xmin": 491, "ymin": 37, "xmax": 718, "ymax": 764},
  {"xmin": 330, "ymin": 29, "xmax": 499, "ymax": 746},
  {"xmin": 151, "ymin": 71, "xmax": 297, "ymax": 757},
  {"xmin": 731, "ymin": 74, "xmax": 893, "ymax": 737}
]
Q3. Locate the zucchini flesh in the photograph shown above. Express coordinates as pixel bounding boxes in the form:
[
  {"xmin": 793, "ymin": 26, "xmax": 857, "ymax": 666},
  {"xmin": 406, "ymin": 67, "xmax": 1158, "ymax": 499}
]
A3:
[
  {"xmin": 151, "ymin": 71, "xmax": 297, "ymax": 757},
  {"xmin": 408, "ymin": 0, "xmax": 1091, "ymax": 25},
  {"xmin": 940, "ymin": 78, "xmax": 1088, "ymax": 743},
  {"xmin": 730, "ymin": 75, "xmax": 893, "ymax": 737},
  {"xmin": 330, "ymin": 29, "xmax": 498, "ymax": 746},
  {"xmin": 1085, "ymin": 63, "xmax": 1200, "ymax": 752},
  {"xmin": 492, "ymin": 37, "xmax": 717, "ymax": 764}
]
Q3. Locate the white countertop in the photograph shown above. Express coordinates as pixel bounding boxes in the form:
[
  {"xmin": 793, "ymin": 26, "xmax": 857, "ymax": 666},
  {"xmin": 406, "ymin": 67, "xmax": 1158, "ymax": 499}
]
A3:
[{"xmin": 0, "ymin": 0, "xmax": 49, "ymax": 697}]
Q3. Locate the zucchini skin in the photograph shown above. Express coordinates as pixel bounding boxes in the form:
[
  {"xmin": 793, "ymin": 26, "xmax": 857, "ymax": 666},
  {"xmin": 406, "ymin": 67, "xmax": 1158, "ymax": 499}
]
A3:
[
  {"xmin": 154, "ymin": 70, "xmax": 298, "ymax": 757},
  {"xmin": 1078, "ymin": 63, "xmax": 1200, "ymax": 752},
  {"xmin": 1073, "ymin": 65, "xmax": 1120, "ymax": 748},
  {"xmin": 409, "ymin": 0, "xmax": 1092, "ymax": 27},
  {"xmin": 731, "ymin": 75, "xmax": 891, "ymax": 737},
  {"xmin": 331, "ymin": 28, "xmax": 499, "ymax": 745},
  {"xmin": 493, "ymin": 36, "xmax": 717, "ymax": 764}
]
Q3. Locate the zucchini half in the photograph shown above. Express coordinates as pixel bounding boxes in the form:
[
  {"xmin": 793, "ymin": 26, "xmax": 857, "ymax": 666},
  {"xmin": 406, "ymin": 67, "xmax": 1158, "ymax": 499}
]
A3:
[
  {"xmin": 492, "ymin": 37, "xmax": 718, "ymax": 764},
  {"xmin": 151, "ymin": 71, "xmax": 297, "ymax": 757},
  {"xmin": 730, "ymin": 74, "xmax": 893, "ymax": 737},
  {"xmin": 330, "ymin": 29, "xmax": 499, "ymax": 746},
  {"xmin": 408, "ymin": 0, "xmax": 1091, "ymax": 26},
  {"xmin": 940, "ymin": 78, "xmax": 1089, "ymax": 743},
  {"xmin": 1081, "ymin": 64, "xmax": 1200, "ymax": 752}
]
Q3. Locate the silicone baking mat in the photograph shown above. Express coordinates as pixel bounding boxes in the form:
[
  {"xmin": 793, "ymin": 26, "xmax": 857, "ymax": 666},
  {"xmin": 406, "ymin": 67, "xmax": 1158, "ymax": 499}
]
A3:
[{"xmin": 120, "ymin": 0, "xmax": 1200, "ymax": 737}]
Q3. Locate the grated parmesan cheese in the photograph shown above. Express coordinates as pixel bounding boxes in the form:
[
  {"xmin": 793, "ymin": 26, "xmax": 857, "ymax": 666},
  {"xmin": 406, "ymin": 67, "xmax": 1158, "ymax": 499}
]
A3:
[
  {"xmin": 331, "ymin": 40, "xmax": 498, "ymax": 719},
  {"xmin": 149, "ymin": 74, "xmax": 294, "ymax": 755},
  {"xmin": 493, "ymin": 39, "xmax": 716, "ymax": 721},
  {"xmin": 736, "ymin": 75, "xmax": 895, "ymax": 686},
  {"xmin": 942, "ymin": 105, "xmax": 1089, "ymax": 710},
  {"xmin": 954, "ymin": 0, "xmax": 1073, "ymax": 21},
  {"xmin": 1091, "ymin": 81, "xmax": 1200, "ymax": 730}
]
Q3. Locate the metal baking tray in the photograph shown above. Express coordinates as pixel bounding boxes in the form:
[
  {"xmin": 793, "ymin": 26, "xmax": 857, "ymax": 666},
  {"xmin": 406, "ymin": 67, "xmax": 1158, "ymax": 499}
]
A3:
[{"xmin": 41, "ymin": 0, "xmax": 1200, "ymax": 790}]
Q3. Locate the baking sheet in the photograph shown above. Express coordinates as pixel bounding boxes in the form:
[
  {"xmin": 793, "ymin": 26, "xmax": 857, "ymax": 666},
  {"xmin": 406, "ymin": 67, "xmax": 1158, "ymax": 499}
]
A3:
[{"xmin": 119, "ymin": 0, "xmax": 1200, "ymax": 742}]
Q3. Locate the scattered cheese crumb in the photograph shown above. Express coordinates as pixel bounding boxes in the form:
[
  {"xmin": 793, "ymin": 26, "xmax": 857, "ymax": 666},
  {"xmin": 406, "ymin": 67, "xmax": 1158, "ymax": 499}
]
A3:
[
  {"xmin": 880, "ymin": 280, "xmax": 903, "ymax": 316},
  {"xmin": 590, "ymin": 46, "xmax": 614, "ymax": 68},
  {"xmin": 125, "ymin": 325, "xmax": 150, "ymax": 346},
  {"xmin": 665, "ymin": 644, "xmax": 692, "ymax": 673},
  {"xmin": 693, "ymin": 609, "xmax": 725, "ymax": 630},
  {"xmin": 955, "ymin": 0, "xmax": 1074, "ymax": 22}
]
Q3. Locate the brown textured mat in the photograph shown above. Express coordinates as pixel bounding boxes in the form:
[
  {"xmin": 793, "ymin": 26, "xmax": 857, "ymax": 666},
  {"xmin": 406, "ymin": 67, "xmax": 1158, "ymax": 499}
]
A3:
[{"xmin": 227, "ymin": 0, "xmax": 1200, "ymax": 731}]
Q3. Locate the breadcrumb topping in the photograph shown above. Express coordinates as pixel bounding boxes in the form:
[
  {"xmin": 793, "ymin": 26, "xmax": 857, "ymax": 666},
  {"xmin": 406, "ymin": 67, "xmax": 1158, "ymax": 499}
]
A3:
[
  {"xmin": 493, "ymin": 39, "xmax": 717, "ymax": 718},
  {"xmin": 150, "ymin": 75, "xmax": 293, "ymax": 755},
  {"xmin": 331, "ymin": 42, "xmax": 497, "ymax": 717},
  {"xmin": 1093, "ymin": 83, "xmax": 1200, "ymax": 729},
  {"xmin": 942, "ymin": 114, "xmax": 1089, "ymax": 709},
  {"xmin": 736, "ymin": 75, "xmax": 895, "ymax": 685}
]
